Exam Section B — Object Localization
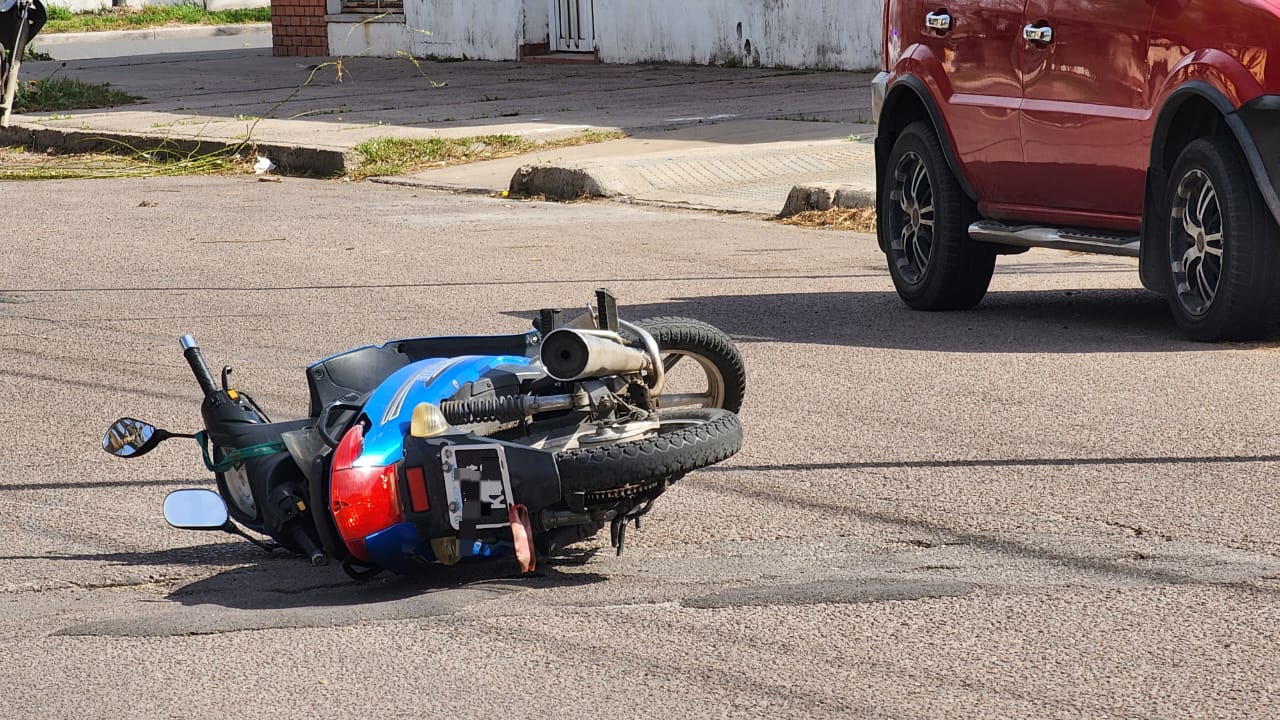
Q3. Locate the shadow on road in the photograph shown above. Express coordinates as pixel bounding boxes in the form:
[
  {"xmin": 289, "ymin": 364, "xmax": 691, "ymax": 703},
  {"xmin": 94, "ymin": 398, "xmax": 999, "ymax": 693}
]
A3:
[
  {"xmin": 521, "ymin": 287, "xmax": 1249, "ymax": 353},
  {"xmin": 165, "ymin": 549, "xmax": 604, "ymax": 612},
  {"xmin": 5, "ymin": 539, "xmax": 604, "ymax": 612},
  {"xmin": 25, "ymin": 538, "xmax": 609, "ymax": 637}
]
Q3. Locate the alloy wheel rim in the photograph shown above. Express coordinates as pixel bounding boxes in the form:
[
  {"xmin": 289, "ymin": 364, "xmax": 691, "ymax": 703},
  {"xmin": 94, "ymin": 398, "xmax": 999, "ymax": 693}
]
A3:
[
  {"xmin": 1169, "ymin": 168, "xmax": 1224, "ymax": 317},
  {"xmin": 654, "ymin": 350, "xmax": 725, "ymax": 409},
  {"xmin": 888, "ymin": 151, "xmax": 935, "ymax": 284}
]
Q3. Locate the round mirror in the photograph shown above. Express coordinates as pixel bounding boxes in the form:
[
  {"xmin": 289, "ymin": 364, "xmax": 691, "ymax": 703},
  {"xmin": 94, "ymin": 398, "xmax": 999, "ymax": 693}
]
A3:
[{"xmin": 163, "ymin": 489, "xmax": 229, "ymax": 530}]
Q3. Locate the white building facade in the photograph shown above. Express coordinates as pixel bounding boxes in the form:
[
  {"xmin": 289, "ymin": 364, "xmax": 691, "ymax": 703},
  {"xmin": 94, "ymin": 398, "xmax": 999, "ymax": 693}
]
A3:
[{"xmin": 325, "ymin": 0, "xmax": 883, "ymax": 71}]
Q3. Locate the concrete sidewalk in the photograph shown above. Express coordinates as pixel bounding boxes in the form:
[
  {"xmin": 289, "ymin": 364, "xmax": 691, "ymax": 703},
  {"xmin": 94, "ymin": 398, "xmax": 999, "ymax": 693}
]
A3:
[
  {"xmin": 3, "ymin": 46, "xmax": 877, "ymax": 216},
  {"xmin": 32, "ymin": 23, "xmax": 271, "ymax": 60}
]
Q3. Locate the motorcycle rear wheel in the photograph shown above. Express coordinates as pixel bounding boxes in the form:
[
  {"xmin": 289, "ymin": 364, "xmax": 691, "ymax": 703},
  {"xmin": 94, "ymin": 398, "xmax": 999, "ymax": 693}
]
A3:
[{"xmin": 555, "ymin": 408, "xmax": 742, "ymax": 498}]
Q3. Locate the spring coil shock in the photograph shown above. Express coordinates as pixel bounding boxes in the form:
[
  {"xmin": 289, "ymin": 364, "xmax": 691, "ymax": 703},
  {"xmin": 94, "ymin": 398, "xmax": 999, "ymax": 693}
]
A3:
[{"xmin": 440, "ymin": 395, "xmax": 533, "ymax": 425}]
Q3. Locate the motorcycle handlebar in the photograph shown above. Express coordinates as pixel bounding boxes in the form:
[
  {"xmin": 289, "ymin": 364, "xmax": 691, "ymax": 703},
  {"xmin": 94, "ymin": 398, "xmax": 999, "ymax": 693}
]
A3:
[{"xmin": 179, "ymin": 335, "xmax": 221, "ymax": 399}]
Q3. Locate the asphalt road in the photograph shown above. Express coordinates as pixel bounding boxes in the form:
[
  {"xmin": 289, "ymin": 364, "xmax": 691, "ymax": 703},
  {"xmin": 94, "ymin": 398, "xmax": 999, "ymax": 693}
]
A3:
[{"xmin": 3, "ymin": 176, "xmax": 1279, "ymax": 718}]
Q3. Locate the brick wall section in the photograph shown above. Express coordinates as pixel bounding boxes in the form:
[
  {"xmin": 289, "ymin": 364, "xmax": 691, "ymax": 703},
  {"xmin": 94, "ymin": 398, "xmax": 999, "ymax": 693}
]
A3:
[{"xmin": 271, "ymin": 0, "xmax": 329, "ymax": 57}]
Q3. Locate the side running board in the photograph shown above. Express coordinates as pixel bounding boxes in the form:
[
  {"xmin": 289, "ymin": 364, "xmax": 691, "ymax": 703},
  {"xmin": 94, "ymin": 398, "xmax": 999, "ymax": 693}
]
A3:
[{"xmin": 968, "ymin": 220, "xmax": 1140, "ymax": 257}]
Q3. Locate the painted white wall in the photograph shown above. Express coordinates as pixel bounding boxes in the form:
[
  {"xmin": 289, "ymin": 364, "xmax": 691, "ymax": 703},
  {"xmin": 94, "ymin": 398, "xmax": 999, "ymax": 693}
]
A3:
[
  {"xmin": 521, "ymin": 0, "xmax": 546, "ymax": 45},
  {"xmin": 205, "ymin": 0, "xmax": 267, "ymax": 9},
  {"xmin": 327, "ymin": 0, "xmax": 883, "ymax": 70},
  {"xmin": 329, "ymin": 0, "xmax": 522, "ymax": 60},
  {"xmin": 593, "ymin": 0, "xmax": 881, "ymax": 70},
  {"xmin": 327, "ymin": 14, "xmax": 414, "ymax": 57},
  {"xmin": 406, "ymin": 0, "xmax": 522, "ymax": 60}
]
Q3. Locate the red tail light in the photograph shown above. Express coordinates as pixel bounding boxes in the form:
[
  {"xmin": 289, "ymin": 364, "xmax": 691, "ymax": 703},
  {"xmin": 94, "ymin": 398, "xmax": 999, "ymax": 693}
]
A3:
[{"xmin": 330, "ymin": 424, "xmax": 403, "ymax": 561}]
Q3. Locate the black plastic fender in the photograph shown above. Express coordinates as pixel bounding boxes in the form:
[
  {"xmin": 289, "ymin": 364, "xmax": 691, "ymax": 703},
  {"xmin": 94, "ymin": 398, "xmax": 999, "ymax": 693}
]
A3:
[
  {"xmin": 1234, "ymin": 95, "xmax": 1280, "ymax": 227},
  {"xmin": 875, "ymin": 74, "xmax": 979, "ymax": 252},
  {"xmin": 1148, "ymin": 83, "xmax": 1280, "ymax": 227},
  {"xmin": 1142, "ymin": 83, "xmax": 1280, "ymax": 292}
]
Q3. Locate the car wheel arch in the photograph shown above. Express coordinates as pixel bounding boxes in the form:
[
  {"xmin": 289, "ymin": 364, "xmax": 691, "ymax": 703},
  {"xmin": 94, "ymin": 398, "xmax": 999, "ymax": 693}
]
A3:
[
  {"xmin": 1141, "ymin": 82, "xmax": 1280, "ymax": 295},
  {"xmin": 1149, "ymin": 82, "xmax": 1234, "ymax": 181},
  {"xmin": 876, "ymin": 75, "xmax": 978, "ymax": 205},
  {"xmin": 1148, "ymin": 81, "xmax": 1280, "ymax": 234}
]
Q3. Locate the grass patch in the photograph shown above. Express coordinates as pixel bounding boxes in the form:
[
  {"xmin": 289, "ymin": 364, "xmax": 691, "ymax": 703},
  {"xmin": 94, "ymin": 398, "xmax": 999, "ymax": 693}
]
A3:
[
  {"xmin": 42, "ymin": 4, "xmax": 270, "ymax": 33},
  {"xmin": 351, "ymin": 129, "xmax": 624, "ymax": 179},
  {"xmin": 0, "ymin": 147, "xmax": 252, "ymax": 181},
  {"xmin": 13, "ymin": 76, "xmax": 137, "ymax": 112},
  {"xmin": 776, "ymin": 206, "xmax": 877, "ymax": 233}
]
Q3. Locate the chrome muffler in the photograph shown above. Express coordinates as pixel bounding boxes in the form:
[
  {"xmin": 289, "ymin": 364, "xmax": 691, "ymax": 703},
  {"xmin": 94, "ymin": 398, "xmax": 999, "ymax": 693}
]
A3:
[{"xmin": 540, "ymin": 328, "xmax": 652, "ymax": 381}]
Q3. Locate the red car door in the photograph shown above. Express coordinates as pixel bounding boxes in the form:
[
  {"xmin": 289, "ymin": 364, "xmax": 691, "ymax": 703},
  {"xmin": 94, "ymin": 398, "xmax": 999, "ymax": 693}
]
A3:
[
  {"xmin": 1015, "ymin": 0, "xmax": 1158, "ymax": 230},
  {"xmin": 910, "ymin": 0, "xmax": 1029, "ymax": 204}
]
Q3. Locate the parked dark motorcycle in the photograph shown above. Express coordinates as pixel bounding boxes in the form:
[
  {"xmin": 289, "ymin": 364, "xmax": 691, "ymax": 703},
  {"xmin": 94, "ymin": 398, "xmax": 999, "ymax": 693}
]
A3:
[
  {"xmin": 0, "ymin": 0, "xmax": 46, "ymax": 125},
  {"xmin": 103, "ymin": 290, "xmax": 745, "ymax": 578}
]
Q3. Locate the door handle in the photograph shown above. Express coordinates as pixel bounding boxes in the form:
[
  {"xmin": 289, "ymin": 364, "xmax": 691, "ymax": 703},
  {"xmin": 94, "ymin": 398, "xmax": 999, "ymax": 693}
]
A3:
[
  {"xmin": 1023, "ymin": 24, "xmax": 1054, "ymax": 44},
  {"xmin": 925, "ymin": 11, "xmax": 952, "ymax": 32}
]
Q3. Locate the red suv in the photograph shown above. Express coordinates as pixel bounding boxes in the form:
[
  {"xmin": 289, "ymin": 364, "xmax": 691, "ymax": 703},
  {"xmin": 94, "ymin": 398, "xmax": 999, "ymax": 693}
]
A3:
[{"xmin": 872, "ymin": 1, "xmax": 1280, "ymax": 341}]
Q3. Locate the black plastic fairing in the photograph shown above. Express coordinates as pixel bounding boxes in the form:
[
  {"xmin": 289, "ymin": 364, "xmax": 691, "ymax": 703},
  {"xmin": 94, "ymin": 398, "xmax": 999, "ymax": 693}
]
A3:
[
  {"xmin": 306, "ymin": 333, "xmax": 540, "ymax": 417},
  {"xmin": 400, "ymin": 434, "xmax": 563, "ymax": 541}
]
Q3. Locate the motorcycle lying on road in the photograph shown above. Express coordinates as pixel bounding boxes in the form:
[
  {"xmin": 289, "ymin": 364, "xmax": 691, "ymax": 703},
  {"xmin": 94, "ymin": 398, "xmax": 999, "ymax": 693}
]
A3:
[
  {"xmin": 103, "ymin": 290, "xmax": 745, "ymax": 578},
  {"xmin": 0, "ymin": 0, "xmax": 47, "ymax": 126}
]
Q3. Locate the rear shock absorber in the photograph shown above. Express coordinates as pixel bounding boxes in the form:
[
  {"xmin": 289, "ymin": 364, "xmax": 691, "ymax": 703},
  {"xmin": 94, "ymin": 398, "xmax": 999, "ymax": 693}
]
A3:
[{"xmin": 441, "ymin": 393, "xmax": 576, "ymax": 425}]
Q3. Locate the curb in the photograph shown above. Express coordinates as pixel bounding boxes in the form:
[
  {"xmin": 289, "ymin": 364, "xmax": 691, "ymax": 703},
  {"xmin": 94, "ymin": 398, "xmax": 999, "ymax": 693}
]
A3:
[
  {"xmin": 33, "ymin": 23, "xmax": 271, "ymax": 46},
  {"xmin": 508, "ymin": 162, "xmax": 879, "ymax": 217},
  {"xmin": 3, "ymin": 125, "xmax": 881, "ymax": 215},
  {"xmin": 0, "ymin": 124, "xmax": 353, "ymax": 176},
  {"xmin": 780, "ymin": 184, "xmax": 876, "ymax": 216},
  {"xmin": 508, "ymin": 165, "xmax": 618, "ymax": 200}
]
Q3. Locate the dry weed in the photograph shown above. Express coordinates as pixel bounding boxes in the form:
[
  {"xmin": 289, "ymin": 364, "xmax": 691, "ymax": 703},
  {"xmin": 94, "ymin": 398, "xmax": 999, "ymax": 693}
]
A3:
[{"xmin": 776, "ymin": 206, "xmax": 877, "ymax": 233}]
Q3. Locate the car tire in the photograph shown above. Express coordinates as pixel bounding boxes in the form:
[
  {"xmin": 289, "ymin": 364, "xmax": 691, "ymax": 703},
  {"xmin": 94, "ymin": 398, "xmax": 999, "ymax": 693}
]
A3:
[
  {"xmin": 880, "ymin": 120, "xmax": 996, "ymax": 310},
  {"xmin": 1163, "ymin": 136, "xmax": 1280, "ymax": 341}
]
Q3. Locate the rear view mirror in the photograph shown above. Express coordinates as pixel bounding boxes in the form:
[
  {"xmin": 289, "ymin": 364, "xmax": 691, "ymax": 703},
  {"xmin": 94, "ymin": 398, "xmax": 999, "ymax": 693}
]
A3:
[
  {"xmin": 102, "ymin": 418, "xmax": 194, "ymax": 458},
  {"xmin": 163, "ymin": 489, "xmax": 229, "ymax": 530},
  {"xmin": 102, "ymin": 417, "xmax": 165, "ymax": 458}
]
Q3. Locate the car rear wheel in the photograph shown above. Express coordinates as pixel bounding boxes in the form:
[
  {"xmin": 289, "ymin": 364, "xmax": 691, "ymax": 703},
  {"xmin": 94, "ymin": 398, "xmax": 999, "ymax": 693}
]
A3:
[
  {"xmin": 1164, "ymin": 136, "xmax": 1280, "ymax": 341},
  {"xmin": 880, "ymin": 120, "xmax": 996, "ymax": 310}
]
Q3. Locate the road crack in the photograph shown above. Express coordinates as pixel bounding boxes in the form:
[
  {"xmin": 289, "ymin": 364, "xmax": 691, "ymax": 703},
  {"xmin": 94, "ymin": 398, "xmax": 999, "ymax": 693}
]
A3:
[
  {"xmin": 3, "ymin": 575, "xmax": 182, "ymax": 595},
  {"xmin": 1102, "ymin": 520, "xmax": 1175, "ymax": 542}
]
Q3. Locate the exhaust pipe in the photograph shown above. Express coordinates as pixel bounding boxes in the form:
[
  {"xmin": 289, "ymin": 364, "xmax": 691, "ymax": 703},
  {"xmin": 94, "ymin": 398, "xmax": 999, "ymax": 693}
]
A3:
[{"xmin": 540, "ymin": 329, "xmax": 651, "ymax": 381}]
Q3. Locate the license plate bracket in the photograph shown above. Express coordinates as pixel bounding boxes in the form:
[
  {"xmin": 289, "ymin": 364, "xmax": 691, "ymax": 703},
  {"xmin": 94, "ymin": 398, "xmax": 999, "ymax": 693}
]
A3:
[{"xmin": 441, "ymin": 445, "xmax": 515, "ymax": 532}]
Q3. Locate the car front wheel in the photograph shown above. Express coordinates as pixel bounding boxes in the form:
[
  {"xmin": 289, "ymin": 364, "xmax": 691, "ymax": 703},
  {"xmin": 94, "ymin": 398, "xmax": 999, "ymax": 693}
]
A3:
[
  {"xmin": 880, "ymin": 120, "xmax": 996, "ymax": 310},
  {"xmin": 1164, "ymin": 136, "xmax": 1280, "ymax": 341}
]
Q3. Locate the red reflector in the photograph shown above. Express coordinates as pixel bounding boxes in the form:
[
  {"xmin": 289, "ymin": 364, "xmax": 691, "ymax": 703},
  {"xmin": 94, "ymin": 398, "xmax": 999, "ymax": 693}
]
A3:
[
  {"xmin": 329, "ymin": 424, "xmax": 404, "ymax": 562},
  {"xmin": 406, "ymin": 466, "xmax": 430, "ymax": 513}
]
